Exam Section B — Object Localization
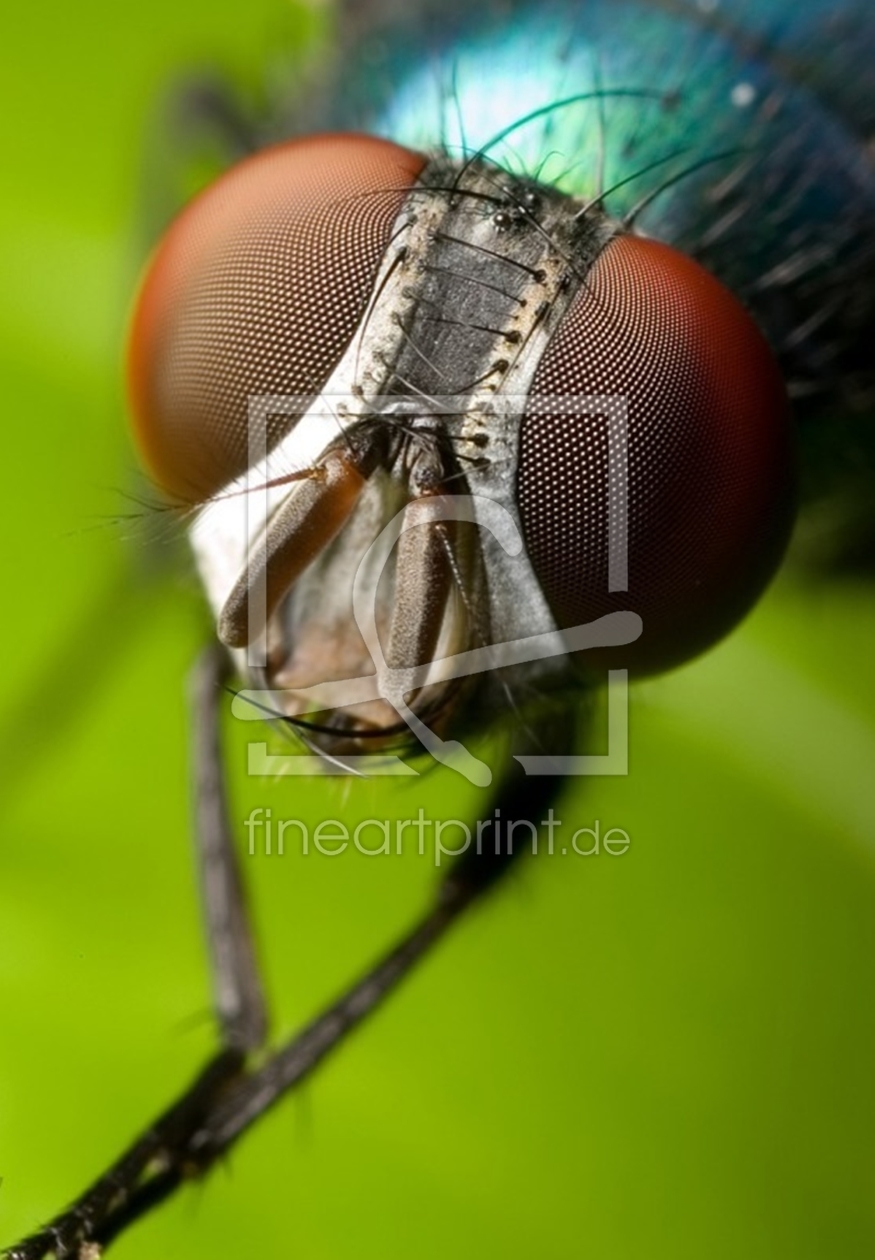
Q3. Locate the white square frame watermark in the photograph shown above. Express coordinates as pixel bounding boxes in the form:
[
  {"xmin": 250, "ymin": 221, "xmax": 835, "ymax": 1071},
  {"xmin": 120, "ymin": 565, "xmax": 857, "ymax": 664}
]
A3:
[{"xmin": 228, "ymin": 392, "xmax": 637, "ymax": 784}]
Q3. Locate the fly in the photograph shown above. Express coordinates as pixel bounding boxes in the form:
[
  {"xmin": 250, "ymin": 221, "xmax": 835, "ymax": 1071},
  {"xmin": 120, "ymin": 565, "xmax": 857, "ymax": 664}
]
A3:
[{"xmin": 3, "ymin": 1, "xmax": 873, "ymax": 1257}]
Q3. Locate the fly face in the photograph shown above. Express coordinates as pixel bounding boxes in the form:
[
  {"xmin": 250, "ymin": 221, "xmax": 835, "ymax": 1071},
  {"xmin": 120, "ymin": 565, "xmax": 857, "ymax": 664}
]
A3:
[{"xmin": 128, "ymin": 137, "xmax": 792, "ymax": 766}]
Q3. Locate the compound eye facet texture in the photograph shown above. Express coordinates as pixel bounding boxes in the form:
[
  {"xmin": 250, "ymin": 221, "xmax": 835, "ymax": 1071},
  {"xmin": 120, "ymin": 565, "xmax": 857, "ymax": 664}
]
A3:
[
  {"xmin": 127, "ymin": 133, "xmax": 425, "ymax": 503},
  {"xmin": 519, "ymin": 234, "xmax": 795, "ymax": 676}
]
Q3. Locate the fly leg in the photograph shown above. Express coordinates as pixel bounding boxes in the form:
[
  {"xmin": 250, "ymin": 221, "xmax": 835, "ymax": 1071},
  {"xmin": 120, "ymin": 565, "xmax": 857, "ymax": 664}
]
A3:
[
  {"xmin": 103, "ymin": 724, "xmax": 578, "ymax": 1216},
  {"xmin": 5, "ymin": 645, "xmax": 269, "ymax": 1260},
  {"xmin": 189, "ymin": 643, "xmax": 268, "ymax": 1053},
  {"xmin": 167, "ymin": 74, "xmax": 262, "ymax": 162},
  {"xmin": 5, "ymin": 716, "xmax": 575, "ymax": 1256}
]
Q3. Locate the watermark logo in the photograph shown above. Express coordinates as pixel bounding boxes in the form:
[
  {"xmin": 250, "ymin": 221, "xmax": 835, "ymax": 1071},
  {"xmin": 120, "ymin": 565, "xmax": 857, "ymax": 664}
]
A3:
[
  {"xmin": 225, "ymin": 392, "xmax": 638, "ymax": 783},
  {"xmin": 243, "ymin": 807, "xmax": 632, "ymax": 866}
]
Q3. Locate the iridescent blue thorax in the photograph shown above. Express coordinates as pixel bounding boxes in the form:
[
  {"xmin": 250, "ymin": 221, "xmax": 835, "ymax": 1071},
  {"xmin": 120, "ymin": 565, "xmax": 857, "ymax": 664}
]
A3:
[{"xmin": 316, "ymin": 0, "xmax": 874, "ymax": 423}]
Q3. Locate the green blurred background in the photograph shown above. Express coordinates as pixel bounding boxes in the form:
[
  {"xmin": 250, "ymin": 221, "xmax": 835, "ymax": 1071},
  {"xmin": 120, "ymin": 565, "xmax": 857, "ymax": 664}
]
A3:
[{"xmin": 1, "ymin": 2, "xmax": 873, "ymax": 1257}]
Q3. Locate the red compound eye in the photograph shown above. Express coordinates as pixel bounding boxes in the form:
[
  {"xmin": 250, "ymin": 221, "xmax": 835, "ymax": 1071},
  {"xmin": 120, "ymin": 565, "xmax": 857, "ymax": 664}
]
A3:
[
  {"xmin": 518, "ymin": 234, "xmax": 795, "ymax": 675},
  {"xmin": 127, "ymin": 133, "xmax": 425, "ymax": 503}
]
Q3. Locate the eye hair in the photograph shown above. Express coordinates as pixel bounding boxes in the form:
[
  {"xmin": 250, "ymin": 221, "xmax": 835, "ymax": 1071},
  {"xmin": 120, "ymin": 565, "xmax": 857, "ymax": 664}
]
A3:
[
  {"xmin": 448, "ymin": 87, "xmax": 667, "ymax": 194},
  {"xmin": 351, "ymin": 212, "xmax": 418, "ymax": 390},
  {"xmin": 417, "ymin": 259, "xmax": 526, "ymax": 307},
  {"xmin": 407, "ymin": 287, "xmax": 517, "ymax": 339},
  {"xmin": 622, "ymin": 145, "xmax": 750, "ymax": 227}
]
